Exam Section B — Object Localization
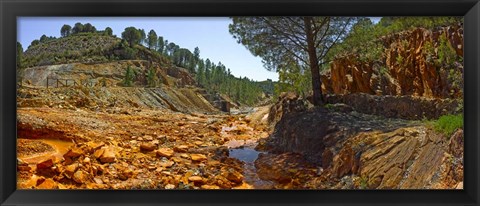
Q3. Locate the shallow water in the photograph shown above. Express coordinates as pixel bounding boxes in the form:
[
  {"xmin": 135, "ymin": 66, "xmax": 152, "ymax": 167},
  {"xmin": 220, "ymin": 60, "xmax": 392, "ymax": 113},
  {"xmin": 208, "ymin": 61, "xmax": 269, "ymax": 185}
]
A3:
[
  {"xmin": 229, "ymin": 147, "xmax": 262, "ymax": 163},
  {"xmin": 19, "ymin": 138, "xmax": 74, "ymax": 164},
  {"xmin": 228, "ymin": 147, "xmax": 276, "ymax": 189}
]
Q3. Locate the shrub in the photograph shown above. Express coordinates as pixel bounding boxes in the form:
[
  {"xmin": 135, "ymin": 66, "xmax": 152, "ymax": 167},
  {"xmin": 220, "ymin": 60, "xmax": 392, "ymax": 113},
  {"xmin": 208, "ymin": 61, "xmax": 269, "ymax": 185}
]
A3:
[
  {"xmin": 122, "ymin": 66, "xmax": 135, "ymax": 87},
  {"xmin": 378, "ymin": 66, "xmax": 389, "ymax": 76},
  {"xmin": 324, "ymin": 104, "xmax": 334, "ymax": 109},
  {"xmin": 433, "ymin": 114, "xmax": 463, "ymax": 136},
  {"xmin": 359, "ymin": 176, "xmax": 369, "ymax": 189},
  {"xmin": 146, "ymin": 67, "xmax": 159, "ymax": 87}
]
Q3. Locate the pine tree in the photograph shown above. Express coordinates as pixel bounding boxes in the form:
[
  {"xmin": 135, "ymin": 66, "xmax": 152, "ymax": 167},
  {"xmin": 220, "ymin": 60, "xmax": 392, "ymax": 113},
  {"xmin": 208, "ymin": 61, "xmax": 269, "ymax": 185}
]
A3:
[
  {"xmin": 147, "ymin": 30, "xmax": 158, "ymax": 50},
  {"xmin": 146, "ymin": 66, "xmax": 158, "ymax": 87},
  {"xmin": 60, "ymin": 24, "xmax": 72, "ymax": 37},
  {"xmin": 123, "ymin": 66, "xmax": 135, "ymax": 87}
]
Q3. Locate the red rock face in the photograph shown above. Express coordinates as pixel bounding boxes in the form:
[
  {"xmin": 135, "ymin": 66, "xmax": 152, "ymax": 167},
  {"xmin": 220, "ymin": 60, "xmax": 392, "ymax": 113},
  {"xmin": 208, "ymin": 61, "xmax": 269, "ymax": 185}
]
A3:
[{"xmin": 322, "ymin": 25, "xmax": 463, "ymax": 99}]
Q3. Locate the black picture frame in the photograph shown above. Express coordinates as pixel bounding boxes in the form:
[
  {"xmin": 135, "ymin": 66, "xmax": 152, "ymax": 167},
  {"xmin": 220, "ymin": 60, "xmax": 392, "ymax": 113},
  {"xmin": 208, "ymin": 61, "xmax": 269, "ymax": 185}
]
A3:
[{"xmin": 1, "ymin": 0, "xmax": 479, "ymax": 205}]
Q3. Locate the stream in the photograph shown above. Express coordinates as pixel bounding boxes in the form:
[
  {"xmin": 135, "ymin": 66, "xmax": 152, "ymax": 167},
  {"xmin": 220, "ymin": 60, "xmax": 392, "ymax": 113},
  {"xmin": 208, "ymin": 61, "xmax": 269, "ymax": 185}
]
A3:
[{"xmin": 228, "ymin": 144, "xmax": 276, "ymax": 189}]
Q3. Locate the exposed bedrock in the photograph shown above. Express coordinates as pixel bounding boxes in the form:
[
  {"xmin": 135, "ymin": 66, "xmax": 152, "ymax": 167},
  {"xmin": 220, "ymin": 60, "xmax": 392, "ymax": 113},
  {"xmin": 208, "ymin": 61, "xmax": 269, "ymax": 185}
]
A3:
[{"xmin": 321, "ymin": 25, "xmax": 463, "ymax": 99}]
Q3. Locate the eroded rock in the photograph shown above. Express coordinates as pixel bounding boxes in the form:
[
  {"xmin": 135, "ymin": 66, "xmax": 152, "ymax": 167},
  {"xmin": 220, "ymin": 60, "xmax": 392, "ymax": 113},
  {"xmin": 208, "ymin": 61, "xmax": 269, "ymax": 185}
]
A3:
[
  {"xmin": 190, "ymin": 154, "xmax": 207, "ymax": 162},
  {"xmin": 156, "ymin": 148, "xmax": 174, "ymax": 158},
  {"xmin": 140, "ymin": 142, "xmax": 157, "ymax": 152}
]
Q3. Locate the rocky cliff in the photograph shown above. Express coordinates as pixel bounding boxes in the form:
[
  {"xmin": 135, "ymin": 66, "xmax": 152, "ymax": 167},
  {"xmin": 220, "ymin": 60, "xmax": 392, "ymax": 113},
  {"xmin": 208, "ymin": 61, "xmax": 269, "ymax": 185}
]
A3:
[
  {"xmin": 321, "ymin": 25, "xmax": 463, "ymax": 99},
  {"xmin": 258, "ymin": 93, "xmax": 463, "ymax": 189}
]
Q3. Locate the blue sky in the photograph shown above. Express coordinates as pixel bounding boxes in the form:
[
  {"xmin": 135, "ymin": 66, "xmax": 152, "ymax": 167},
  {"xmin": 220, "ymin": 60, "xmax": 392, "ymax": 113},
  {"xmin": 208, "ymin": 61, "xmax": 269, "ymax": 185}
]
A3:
[{"xmin": 17, "ymin": 17, "xmax": 382, "ymax": 82}]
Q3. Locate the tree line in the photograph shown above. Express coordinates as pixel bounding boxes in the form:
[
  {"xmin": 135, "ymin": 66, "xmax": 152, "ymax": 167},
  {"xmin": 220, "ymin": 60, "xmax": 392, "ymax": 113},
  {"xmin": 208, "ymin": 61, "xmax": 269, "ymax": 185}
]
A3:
[{"xmin": 118, "ymin": 25, "xmax": 265, "ymax": 105}]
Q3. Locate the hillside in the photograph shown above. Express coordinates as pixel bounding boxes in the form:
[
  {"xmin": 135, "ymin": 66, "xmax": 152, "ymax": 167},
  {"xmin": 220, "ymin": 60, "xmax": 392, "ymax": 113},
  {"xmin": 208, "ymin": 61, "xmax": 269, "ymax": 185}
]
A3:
[{"xmin": 23, "ymin": 33, "xmax": 168, "ymax": 68}]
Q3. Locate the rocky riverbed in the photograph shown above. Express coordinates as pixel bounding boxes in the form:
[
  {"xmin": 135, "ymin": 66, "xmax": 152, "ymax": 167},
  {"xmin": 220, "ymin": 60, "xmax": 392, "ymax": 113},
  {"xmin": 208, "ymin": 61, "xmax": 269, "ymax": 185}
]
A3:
[
  {"xmin": 17, "ymin": 105, "xmax": 271, "ymax": 189},
  {"xmin": 16, "ymin": 88, "xmax": 463, "ymax": 190}
]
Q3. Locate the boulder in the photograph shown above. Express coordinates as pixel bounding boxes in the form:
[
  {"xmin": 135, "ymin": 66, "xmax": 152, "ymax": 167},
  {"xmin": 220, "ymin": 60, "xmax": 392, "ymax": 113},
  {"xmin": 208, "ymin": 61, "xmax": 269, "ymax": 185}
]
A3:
[
  {"xmin": 448, "ymin": 129, "xmax": 464, "ymax": 158},
  {"xmin": 174, "ymin": 145, "xmax": 189, "ymax": 153},
  {"xmin": 322, "ymin": 149, "xmax": 334, "ymax": 168},
  {"xmin": 224, "ymin": 169, "xmax": 243, "ymax": 184},
  {"xmin": 64, "ymin": 163, "xmax": 79, "ymax": 179},
  {"xmin": 73, "ymin": 170, "xmax": 88, "ymax": 184},
  {"xmin": 254, "ymin": 153, "xmax": 310, "ymax": 184},
  {"xmin": 36, "ymin": 159, "xmax": 54, "ymax": 170},
  {"xmin": 17, "ymin": 162, "xmax": 31, "ymax": 172},
  {"xmin": 36, "ymin": 178, "xmax": 57, "ymax": 189},
  {"xmin": 188, "ymin": 176, "xmax": 205, "ymax": 184},
  {"xmin": 95, "ymin": 147, "xmax": 116, "ymax": 163},
  {"xmin": 63, "ymin": 148, "xmax": 83, "ymax": 159},
  {"xmin": 156, "ymin": 148, "xmax": 174, "ymax": 158},
  {"xmin": 140, "ymin": 142, "xmax": 156, "ymax": 152},
  {"xmin": 190, "ymin": 154, "xmax": 207, "ymax": 162},
  {"xmin": 201, "ymin": 184, "xmax": 220, "ymax": 189},
  {"xmin": 332, "ymin": 145, "xmax": 354, "ymax": 178}
]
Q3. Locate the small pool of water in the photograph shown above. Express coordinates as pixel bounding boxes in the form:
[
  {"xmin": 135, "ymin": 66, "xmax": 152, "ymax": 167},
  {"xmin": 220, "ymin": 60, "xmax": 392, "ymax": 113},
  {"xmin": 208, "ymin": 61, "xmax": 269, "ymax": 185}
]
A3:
[
  {"xmin": 19, "ymin": 138, "xmax": 74, "ymax": 164},
  {"xmin": 228, "ymin": 146, "xmax": 276, "ymax": 189},
  {"xmin": 229, "ymin": 147, "xmax": 263, "ymax": 163}
]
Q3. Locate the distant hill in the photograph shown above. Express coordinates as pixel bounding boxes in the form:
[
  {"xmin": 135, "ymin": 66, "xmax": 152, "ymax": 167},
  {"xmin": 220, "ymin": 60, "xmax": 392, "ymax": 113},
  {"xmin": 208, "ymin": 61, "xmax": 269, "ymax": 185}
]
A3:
[
  {"xmin": 23, "ymin": 33, "xmax": 168, "ymax": 68},
  {"xmin": 254, "ymin": 79, "xmax": 276, "ymax": 96}
]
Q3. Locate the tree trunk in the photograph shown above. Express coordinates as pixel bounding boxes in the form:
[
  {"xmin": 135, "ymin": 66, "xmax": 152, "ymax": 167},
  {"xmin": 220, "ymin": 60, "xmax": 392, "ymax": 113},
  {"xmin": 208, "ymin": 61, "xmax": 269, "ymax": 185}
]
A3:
[{"xmin": 304, "ymin": 17, "xmax": 324, "ymax": 106}]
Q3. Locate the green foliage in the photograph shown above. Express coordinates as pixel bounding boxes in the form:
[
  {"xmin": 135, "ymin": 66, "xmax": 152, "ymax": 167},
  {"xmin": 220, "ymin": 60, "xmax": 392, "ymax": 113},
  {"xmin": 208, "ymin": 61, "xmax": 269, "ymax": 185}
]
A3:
[
  {"xmin": 147, "ymin": 29, "xmax": 158, "ymax": 50},
  {"xmin": 122, "ymin": 46, "xmax": 138, "ymax": 60},
  {"xmin": 423, "ymin": 33, "xmax": 463, "ymax": 95},
  {"xmin": 396, "ymin": 55, "xmax": 404, "ymax": 65},
  {"xmin": 30, "ymin": 39, "xmax": 40, "ymax": 47},
  {"xmin": 71, "ymin": 22, "xmax": 97, "ymax": 34},
  {"xmin": 378, "ymin": 66, "xmax": 389, "ymax": 76},
  {"xmin": 72, "ymin": 22, "xmax": 84, "ymax": 34},
  {"xmin": 274, "ymin": 56, "xmax": 312, "ymax": 97},
  {"xmin": 327, "ymin": 18, "xmax": 384, "ymax": 62},
  {"xmin": 139, "ymin": 29, "xmax": 146, "ymax": 46},
  {"xmin": 436, "ymin": 33, "xmax": 459, "ymax": 67},
  {"xmin": 172, "ymin": 48, "xmax": 195, "ymax": 73},
  {"xmin": 122, "ymin": 27, "xmax": 142, "ymax": 47},
  {"xmin": 324, "ymin": 104, "xmax": 334, "ymax": 109},
  {"xmin": 432, "ymin": 114, "xmax": 463, "ymax": 136},
  {"xmin": 255, "ymin": 79, "xmax": 275, "ymax": 96},
  {"xmin": 123, "ymin": 66, "xmax": 135, "ymax": 87},
  {"xmin": 194, "ymin": 58, "xmax": 264, "ymax": 106},
  {"xmin": 359, "ymin": 176, "xmax": 369, "ymax": 189},
  {"xmin": 377, "ymin": 17, "xmax": 461, "ymax": 34},
  {"xmin": 157, "ymin": 36, "xmax": 165, "ymax": 53},
  {"xmin": 196, "ymin": 59, "xmax": 205, "ymax": 85},
  {"xmin": 327, "ymin": 17, "xmax": 462, "ymax": 63},
  {"xmin": 104, "ymin": 27, "xmax": 113, "ymax": 36},
  {"xmin": 39, "ymin": 35, "xmax": 56, "ymax": 43},
  {"xmin": 146, "ymin": 66, "xmax": 159, "ymax": 87},
  {"xmin": 230, "ymin": 17, "xmax": 358, "ymax": 106},
  {"xmin": 16, "ymin": 42, "xmax": 24, "ymax": 85},
  {"xmin": 422, "ymin": 40, "xmax": 436, "ymax": 62},
  {"xmin": 166, "ymin": 42, "xmax": 179, "ymax": 56},
  {"xmin": 61, "ymin": 24, "xmax": 72, "ymax": 37}
]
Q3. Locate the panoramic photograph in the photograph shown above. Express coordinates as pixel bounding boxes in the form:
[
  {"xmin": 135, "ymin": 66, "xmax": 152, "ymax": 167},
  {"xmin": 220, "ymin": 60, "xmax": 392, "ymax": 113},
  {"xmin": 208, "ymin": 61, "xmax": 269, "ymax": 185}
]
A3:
[{"xmin": 16, "ymin": 17, "xmax": 464, "ymax": 189}]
